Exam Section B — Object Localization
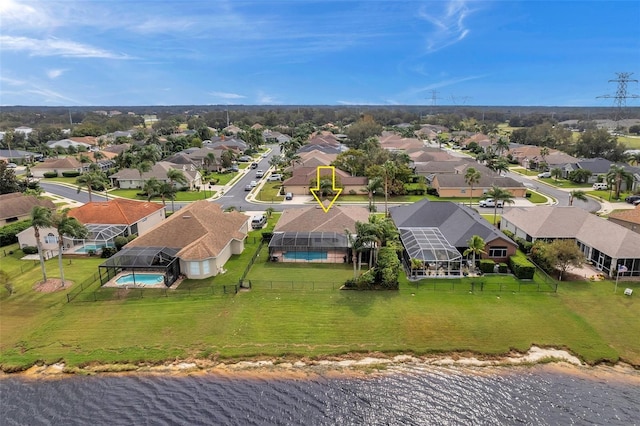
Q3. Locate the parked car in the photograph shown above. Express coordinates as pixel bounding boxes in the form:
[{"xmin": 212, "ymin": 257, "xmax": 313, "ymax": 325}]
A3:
[
  {"xmin": 244, "ymin": 184, "xmax": 252, "ymax": 191},
  {"xmin": 255, "ymin": 170, "xmax": 264, "ymax": 178},
  {"xmin": 593, "ymin": 183, "xmax": 608, "ymax": 190},
  {"xmin": 239, "ymin": 155, "xmax": 252, "ymax": 162},
  {"xmin": 537, "ymin": 171, "xmax": 551, "ymax": 178},
  {"xmin": 625, "ymin": 195, "xmax": 640, "ymax": 204},
  {"xmin": 251, "ymin": 214, "xmax": 267, "ymax": 229},
  {"xmin": 268, "ymin": 174, "xmax": 282, "ymax": 181},
  {"xmin": 479, "ymin": 198, "xmax": 504, "ymax": 208},
  {"xmin": 250, "ymin": 180, "xmax": 258, "ymax": 188},
  {"xmin": 285, "ymin": 192, "xmax": 293, "ymax": 200}
]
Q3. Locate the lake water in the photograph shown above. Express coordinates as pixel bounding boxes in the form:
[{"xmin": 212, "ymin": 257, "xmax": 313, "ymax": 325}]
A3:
[{"xmin": 1, "ymin": 364, "xmax": 639, "ymax": 425}]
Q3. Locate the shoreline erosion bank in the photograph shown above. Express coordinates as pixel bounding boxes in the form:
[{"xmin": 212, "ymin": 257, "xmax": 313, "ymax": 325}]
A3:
[{"xmin": 4, "ymin": 346, "xmax": 640, "ymax": 382}]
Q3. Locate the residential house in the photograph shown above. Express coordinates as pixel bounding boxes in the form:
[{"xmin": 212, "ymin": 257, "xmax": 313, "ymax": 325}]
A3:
[
  {"xmin": 0, "ymin": 193, "xmax": 55, "ymax": 226},
  {"xmin": 378, "ymin": 132, "xmax": 424, "ymax": 152},
  {"xmin": 269, "ymin": 204, "xmax": 370, "ymax": 263},
  {"xmin": 109, "ymin": 161, "xmax": 202, "ymax": 190},
  {"xmin": 390, "ymin": 200, "xmax": 517, "ymax": 276},
  {"xmin": 14, "ymin": 126, "xmax": 33, "ymax": 136},
  {"xmin": 608, "ymin": 206, "xmax": 640, "ymax": 234},
  {"xmin": 461, "ymin": 133, "xmax": 493, "ymax": 151},
  {"xmin": 0, "ymin": 149, "xmax": 39, "ymax": 164},
  {"xmin": 508, "ymin": 145, "xmax": 578, "ymax": 170},
  {"xmin": 123, "ymin": 201, "xmax": 249, "ymax": 279},
  {"xmin": 30, "ymin": 157, "xmax": 83, "ymax": 178},
  {"xmin": 46, "ymin": 138, "xmax": 92, "ymax": 151},
  {"xmin": 561, "ymin": 158, "xmax": 640, "ymax": 190},
  {"xmin": 501, "ymin": 206, "xmax": 640, "ymax": 277},
  {"xmin": 207, "ymin": 136, "xmax": 248, "ymax": 152},
  {"xmin": 431, "ymin": 169, "xmax": 527, "ymax": 198},
  {"xmin": 282, "ymin": 166, "xmax": 367, "ymax": 196}
]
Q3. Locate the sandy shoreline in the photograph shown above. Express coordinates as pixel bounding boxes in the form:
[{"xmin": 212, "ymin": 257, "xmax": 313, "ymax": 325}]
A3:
[{"xmin": 3, "ymin": 346, "xmax": 640, "ymax": 383}]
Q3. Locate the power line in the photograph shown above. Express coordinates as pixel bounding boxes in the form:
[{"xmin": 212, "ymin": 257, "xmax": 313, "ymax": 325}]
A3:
[{"xmin": 597, "ymin": 72, "xmax": 640, "ymax": 120}]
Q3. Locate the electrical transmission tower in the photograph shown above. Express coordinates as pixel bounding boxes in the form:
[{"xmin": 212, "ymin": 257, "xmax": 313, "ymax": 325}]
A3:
[
  {"xmin": 597, "ymin": 72, "xmax": 640, "ymax": 120},
  {"xmin": 427, "ymin": 90, "xmax": 441, "ymax": 115}
]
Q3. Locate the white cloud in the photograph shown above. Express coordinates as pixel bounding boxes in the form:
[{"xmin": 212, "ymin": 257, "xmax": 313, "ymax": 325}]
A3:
[
  {"xmin": 0, "ymin": 36, "xmax": 130, "ymax": 59},
  {"xmin": 26, "ymin": 86, "xmax": 84, "ymax": 105},
  {"xmin": 257, "ymin": 91, "xmax": 278, "ymax": 104},
  {"xmin": 209, "ymin": 91, "xmax": 246, "ymax": 100},
  {"xmin": 418, "ymin": 0, "xmax": 475, "ymax": 53},
  {"xmin": 0, "ymin": 76, "xmax": 26, "ymax": 86},
  {"xmin": 0, "ymin": 0, "xmax": 52, "ymax": 30},
  {"xmin": 46, "ymin": 69, "xmax": 67, "ymax": 79}
]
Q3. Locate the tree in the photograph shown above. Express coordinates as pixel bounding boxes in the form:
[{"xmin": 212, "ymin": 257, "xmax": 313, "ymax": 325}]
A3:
[
  {"xmin": 551, "ymin": 167, "xmax": 563, "ymax": 181},
  {"xmin": 265, "ymin": 207, "xmax": 274, "ymax": 218},
  {"xmin": 76, "ymin": 171, "xmax": 108, "ymax": 202},
  {"xmin": 410, "ymin": 258, "xmax": 425, "ymax": 278},
  {"xmin": 606, "ymin": 164, "xmax": 633, "ymax": 200},
  {"xmin": 345, "ymin": 115, "xmax": 383, "ymax": 149},
  {"xmin": 463, "ymin": 235, "xmax": 486, "ymax": 270},
  {"xmin": 345, "ymin": 229, "xmax": 359, "ymax": 279},
  {"xmin": 539, "ymin": 146, "xmax": 549, "ymax": 166},
  {"xmin": 31, "ymin": 206, "xmax": 53, "ymax": 283},
  {"xmin": 482, "ymin": 185, "xmax": 515, "ymax": 225},
  {"xmin": 166, "ymin": 168, "xmax": 188, "ymax": 212},
  {"xmin": 51, "ymin": 209, "xmax": 88, "ymax": 287},
  {"xmin": 568, "ymin": 169, "xmax": 592, "ymax": 184},
  {"xmin": 157, "ymin": 182, "xmax": 176, "ymax": 206},
  {"xmin": 464, "ymin": 167, "xmax": 481, "ymax": 207},
  {"xmin": 364, "ymin": 177, "xmax": 383, "ymax": 212},
  {"xmin": 135, "ymin": 161, "xmax": 152, "ymax": 188},
  {"xmin": 545, "ymin": 239, "xmax": 585, "ymax": 281},
  {"xmin": 220, "ymin": 150, "xmax": 235, "ymax": 169},
  {"xmin": 568, "ymin": 190, "xmax": 587, "ymax": 206},
  {"xmin": 574, "ymin": 129, "xmax": 625, "ymax": 161},
  {"xmin": 495, "ymin": 137, "xmax": 510, "ymax": 156},
  {"xmin": 204, "ymin": 152, "xmax": 217, "ymax": 171},
  {"xmin": 0, "ymin": 161, "xmax": 23, "ymax": 194},
  {"xmin": 143, "ymin": 177, "xmax": 161, "ymax": 201}
]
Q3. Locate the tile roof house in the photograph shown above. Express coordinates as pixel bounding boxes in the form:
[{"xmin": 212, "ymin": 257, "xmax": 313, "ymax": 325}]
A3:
[
  {"xmin": 0, "ymin": 193, "xmax": 55, "ymax": 226},
  {"xmin": 282, "ymin": 166, "xmax": 367, "ymax": 196},
  {"xmin": 109, "ymin": 161, "xmax": 202, "ymax": 190},
  {"xmin": 561, "ymin": 158, "xmax": 640, "ymax": 190},
  {"xmin": 269, "ymin": 204, "xmax": 370, "ymax": 263},
  {"xmin": 0, "ymin": 149, "xmax": 39, "ymax": 163},
  {"xmin": 46, "ymin": 139, "xmax": 92, "ymax": 151},
  {"xmin": 30, "ymin": 157, "xmax": 83, "ymax": 178},
  {"xmin": 432, "ymin": 171, "xmax": 527, "ymax": 198},
  {"xmin": 16, "ymin": 198, "xmax": 165, "ymax": 255},
  {"xmin": 125, "ymin": 201, "xmax": 249, "ymax": 278},
  {"xmin": 378, "ymin": 132, "xmax": 425, "ymax": 152},
  {"xmin": 508, "ymin": 145, "xmax": 578, "ymax": 170},
  {"xmin": 390, "ymin": 200, "xmax": 517, "ymax": 276},
  {"xmin": 501, "ymin": 206, "xmax": 640, "ymax": 277},
  {"xmin": 608, "ymin": 206, "xmax": 640, "ymax": 234}
]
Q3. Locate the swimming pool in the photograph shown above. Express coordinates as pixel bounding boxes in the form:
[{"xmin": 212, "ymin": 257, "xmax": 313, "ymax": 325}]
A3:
[
  {"xmin": 115, "ymin": 273, "xmax": 165, "ymax": 286},
  {"xmin": 282, "ymin": 251, "xmax": 327, "ymax": 261},
  {"xmin": 75, "ymin": 244, "xmax": 114, "ymax": 253}
]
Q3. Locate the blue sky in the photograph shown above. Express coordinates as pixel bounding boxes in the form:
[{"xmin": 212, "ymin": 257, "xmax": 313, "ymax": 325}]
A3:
[{"xmin": 1, "ymin": 0, "xmax": 639, "ymax": 107}]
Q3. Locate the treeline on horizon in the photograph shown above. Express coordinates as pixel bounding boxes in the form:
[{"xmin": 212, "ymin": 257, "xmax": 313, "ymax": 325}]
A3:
[{"xmin": 1, "ymin": 105, "xmax": 639, "ymax": 131}]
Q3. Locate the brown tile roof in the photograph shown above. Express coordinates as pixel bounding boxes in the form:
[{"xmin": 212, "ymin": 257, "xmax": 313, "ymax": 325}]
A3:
[
  {"xmin": 69, "ymin": 136, "xmax": 98, "ymax": 146},
  {"xmin": 126, "ymin": 201, "xmax": 248, "ymax": 260},
  {"xmin": 68, "ymin": 198, "xmax": 164, "ymax": 225},
  {"xmin": 434, "ymin": 173, "xmax": 524, "ymax": 189},
  {"xmin": 608, "ymin": 206, "xmax": 640, "ymax": 226},
  {"xmin": 31, "ymin": 157, "xmax": 82, "ymax": 170},
  {"xmin": 109, "ymin": 161, "xmax": 199, "ymax": 182},
  {"xmin": 282, "ymin": 166, "xmax": 367, "ymax": 186},
  {"xmin": 0, "ymin": 193, "xmax": 55, "ymax": 220},
  {"xmin": 275, "ymin": 204, "xmax": 370, "ymax": 233}
]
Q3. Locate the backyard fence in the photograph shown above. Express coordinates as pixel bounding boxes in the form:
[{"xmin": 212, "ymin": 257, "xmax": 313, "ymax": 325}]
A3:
[
  {"xmin": 7, "ymin": 261, "xmax": 38, "ymax": 279},
  {"xmin": 67, "ymin": 283, "xmax": 238, "ymax": 303},
  {"xmin": 409, "ymin": 275, "xmax": 557, "ymax": 293},
  {"xmin": 248, "ymin": 280, "xmax": 344, "ymax": 291}
]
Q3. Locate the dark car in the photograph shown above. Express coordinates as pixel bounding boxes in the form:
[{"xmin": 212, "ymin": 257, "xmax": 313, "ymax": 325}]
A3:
[
  {"xmin": 250, "ymin": 162, "xmax": 258, "ymax": 169},
  {"xmin": 625, "ymin": 195, "xmax": 640, "ymax": 204}
]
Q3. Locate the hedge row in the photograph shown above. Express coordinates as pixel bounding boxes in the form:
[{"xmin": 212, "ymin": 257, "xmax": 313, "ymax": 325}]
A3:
[
  {"xmin": 0, "ymin": 220, "xmax": 32, "ymax": 247},
  {"xmin": 508, "ymin": 253, "xmax": 535, "ymax": 279}
]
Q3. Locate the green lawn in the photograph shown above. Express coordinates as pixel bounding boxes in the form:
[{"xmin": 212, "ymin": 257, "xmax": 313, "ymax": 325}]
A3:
[
  {"xmin": 538, "ymin": 177, "xmax": 593, "ymax": 188},
  {"xmin": 256, "ymin": 182, "xmax": 284, "ymax": 202},
  {"xmin": 203, "ymin": 171, "xmax": 238, "ymax": 186},
  {"xmin": 510, "ymin": 167, "xmax": 538, "ymax": 177},
  {"xmin": 109, "ymin": 188, "xmax": 214, "ymax": 202},
  {"xmin": 1, "ymin": 242, "xmax": 639, "ymax": 370}
]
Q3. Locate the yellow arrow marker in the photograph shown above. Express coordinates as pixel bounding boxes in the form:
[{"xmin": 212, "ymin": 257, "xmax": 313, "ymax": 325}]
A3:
[{"xmin": 309, "ymin": 166, "xmax": 342, "ymax": 213}]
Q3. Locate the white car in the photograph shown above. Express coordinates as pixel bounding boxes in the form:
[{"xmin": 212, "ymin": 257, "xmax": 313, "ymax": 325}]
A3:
[
  {"xmin": 250, "ymin": 180, "xmax": 258, "ymax": 188},
  {"xmin": 537, "ymin": 171, "xmax": 551, "ymax": 178},
  {"xmin": 479, "ymin": 198, "xmax": 504, "ymax": 208},
  {"xmin": 255, "ymin": 170, "xmax": 264, "ymax": 178}
]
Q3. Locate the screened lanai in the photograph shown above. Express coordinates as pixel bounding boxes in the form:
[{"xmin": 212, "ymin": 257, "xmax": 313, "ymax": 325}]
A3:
[
  {"xmin": 399, "ymin": 227, "xmax": 463, "ymax": 277},
  {"xmin": 98, "ymin": 246, "xmax": 180, "ymax": 287},
  {"xmin": 268, "ymin": 231, "xmax": 350, "ymax": 263}
]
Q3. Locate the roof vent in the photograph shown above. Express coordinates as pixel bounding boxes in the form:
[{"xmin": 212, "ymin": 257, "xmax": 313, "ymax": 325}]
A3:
[{"xmin": 182, "ymin": 215, "xmax": 191, "ymax": 219}]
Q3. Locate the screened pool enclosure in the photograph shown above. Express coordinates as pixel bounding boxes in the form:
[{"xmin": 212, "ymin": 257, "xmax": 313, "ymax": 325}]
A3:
[
  {"xmin": 98, "ymin": 246, "xmax": 180, "ymax": 287},
  {"xmin": 268, "ymin": 231, "xmax": 351, "ymax": 263},
  {"xmin": 399, "ymin": 227, "xmax": 463, "ymax": 277}
]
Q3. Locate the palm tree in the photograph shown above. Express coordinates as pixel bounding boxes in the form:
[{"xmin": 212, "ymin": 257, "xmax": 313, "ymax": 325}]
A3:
[
  {"xmin": 143, "ymin": 177, "xmax": 161, "ymax": 201},
  {"xmin": 364, "ymin": 177, "xmax": 383, "ymax": 212},
  {"xmin": 539, "ymin": 147, "xmax": 550, "ymax": 168},
  {"xmin": 410, "ymin": 258, "xmax": 425, "ymax": 278},
  {"xmin": 344, "ymin": 229, "xmax": 359, "ymax": 279},
  {"xmin": 382, "ymin": 160, "xmax": 397, "ymax": 217},
  {"xmin": 265, "ymin": 207, "xmax": 275, "ymax": 219},
  {"xmin": 463, "ymin": 235, "xmax": 486, "ymax": 272},
  {"xmin": 495, "ymin": 137, "xmax": 510, "ymax": 157},
  {"xmin": 569, "ymin": 190, "xmax": 588, "ymax": 206},
  {"xmin": 204, "ymin": 152, "xmax": 217, "ymax": 171},
  {"xmin": 551, "ymin": 167, "xmax": 563, "ymax": 181},
  {"xmin": 606, "ymin": 164, "xmax": 633, "ymax": 200},
  {"xmin": 464, "ymin": 167, "xmax": 481, "ymax": 207},
  {"xmin": 166, "ymin": 168, "xmax": 188, "ymax": 213},
  {"xmin": 135, "ymin": 161, "xmax": 152, "ymax": 188},
  {"xmin": 76, "ymin": 171, "xmax": 108, "ymax": 202},
  {"xmin": 31, "ymin": 206, "xmax": 53, "ymax": 283},
  {"xmin": 627, "ymin": 152, "xmax": 640, "ymax": 166},
  {"xmin": 51, "ymin": 209, "xmax": 88, "ymax": 287},
  {"xmin": 482, "ymin": 185, "xmax": 515, "ymax": 225},
  {"xmin": 157, "ymin": 182, "xmax": 176, "ymax": 206}
]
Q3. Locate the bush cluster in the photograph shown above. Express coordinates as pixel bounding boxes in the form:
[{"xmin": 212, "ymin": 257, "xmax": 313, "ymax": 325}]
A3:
[
  {"xmin": 0, "ymin": 220, "xmax": 32, "ymax": 246},
  {"xmin": 479, "ymin": 259, "xmax": 495, "ymax": 273},
  {"xmin": 508, "ymin": 254, "xmax": 535, "ymax": 279},
  {"xmin": 43, "ymin": 171, "xmax": 58, "ymax": 178},
  {"xmin": 62, "ymin": 171, "xmax": 81, "ymax": 178},
  {"xmin": 22, "ymin": 246, "xmax": 38, "ymax": 255}
]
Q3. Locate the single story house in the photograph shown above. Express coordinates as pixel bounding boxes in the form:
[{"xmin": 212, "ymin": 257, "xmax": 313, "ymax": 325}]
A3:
[
  {"xmin": 122, "ymin": 201, "xmax": 249, "ymax": 279},
  {"xmin": 608, "ymin": 206, "xmax": 640, "ymax": 234},
  {"xmin": 0, "ymin": 193, "xmax": 55, "ymax": 226},
  {"xmin": 561, "ymin": 158, "xmax": 640, "ymax": 190},
  {"xmin": 46, "ymin": 139, "xmax": 92, "ymax": 151},
  {"xmin": 432, "ymin": 173, "xmax": 527, "ymax": 198},
  {"xmin": 501, "ymin": 206, "xmax": 640, "ymax": 277},
  {"xmin": 30, "ymin": 157, "xmax": 83, "ymax": 178},
  {"xmin": 390, "ymin": 199, "xmax": 517, "ymax": 277},
  {"xmin": 109, "ymin": 161, "xmax": 202, "ymax": 190},
  {"xmin": 17, "ymin": 198, "xmax": 165, "ymax": 254},
  {"xmin": 282, "ymin": 166, "xmax": 367, "ymax": 197},
  {"xmin": 0, "ymin": 149, "xmax": 39, "ymax": 164},
  {"xmin": 269, "ymin": 204, "xmax": 370, "ymax": 263}
]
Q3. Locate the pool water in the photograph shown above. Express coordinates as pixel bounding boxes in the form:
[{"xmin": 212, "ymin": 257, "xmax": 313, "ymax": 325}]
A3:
[
  {"xmin": 76, "ymin": 244, "xmax": 114, "ymax": 253},
  {"xmin": 115, "ymin": 273, "xmax": 165, "ymax": 286},
  {"xmin": 282, "ymin": 251, "xmax": 328, "ymax": 261}
]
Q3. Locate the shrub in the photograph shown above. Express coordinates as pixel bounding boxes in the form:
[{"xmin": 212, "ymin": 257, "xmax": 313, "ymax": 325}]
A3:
[
  {"xmin": 22, "ymin": 246, "xmax": 38, "ymax": 255},
  {"xmin": 43, "ymin": 171, "xmax": 58, "ymax": 178},
  {"xmin": 502, "ymin": 229, "xmax": 515, "ymax": 240},
  {"xmin": 479, "ymin": 259, "xmax": 495, "ymax": 273},
  {"xmin": 114, "ymin": 236, "xmax": 129, "ymax": 250},
  {"xmin": 101, "ymin": 247, "xmax": 117, "ymax": 258},
  {"xmin": 508, "ymin": 254, "xmax": 535, "ymax": 279},
  {"xmin": 261, "ymin": 232, "xmax": 273, "ymax": 242},
  {"xmin": 87, "ymin": 249, "xmax": 96, "ymax": 257},
  {"xmin": 127, "ymin": 234, "xmax": 137, "ymax": 242},
  {"xmin": 62, "ymin": 170, "xmax": 80, "ymax": 177},
  {"xmin": 498, "ymin": 263, "xmax": 508, "ymax": 273},
  {"xmin": 426, "ymin": 187, "xmax": 439, "ymax": 196},
  {"xmin": 0, "ymin": 220, "xmax": 32, "ymax": 246}
]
